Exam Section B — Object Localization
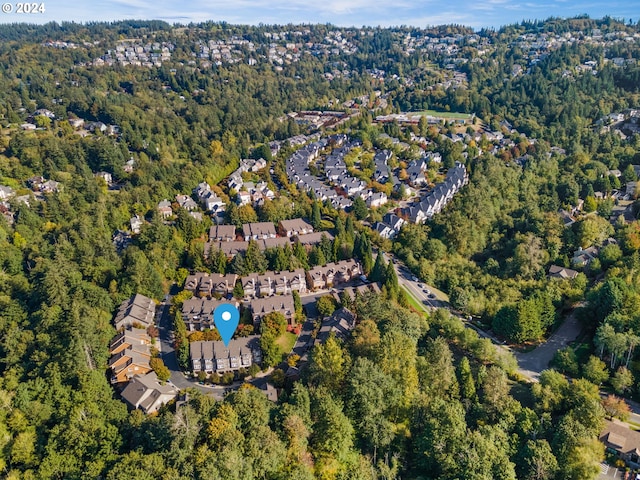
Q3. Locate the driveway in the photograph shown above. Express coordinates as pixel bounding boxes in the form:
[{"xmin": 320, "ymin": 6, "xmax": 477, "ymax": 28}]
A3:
[{"xmin": 516, "ymin": 307, "xmax": 583, "ymax": 381}]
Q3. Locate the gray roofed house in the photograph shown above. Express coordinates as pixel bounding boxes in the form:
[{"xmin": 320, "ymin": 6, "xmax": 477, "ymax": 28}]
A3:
[
  {"xmin": 316, "ymin": 307, "xmax": 356, "ymax": 345},
  {"xmin": 217, "ymin": 241, "xmax": 249, "ymax": 257},
  {"xmin": 242, "ymin": 222, "xmax": 277, "ymax": 241},
  {"xmin": 190, "ymin": 336, "xmax": 262, "ymax": 373},
  {"xmin": 130, "ymin": 214, "xmax": 144, "ymax": 234},
  {"xmin": 278, "ymin": 218, "xmax": 314, "ymax": 237},
  {"xmin": 572, "ymin": 246, "xmax": 599, "ymax": 268},
  {"xmin": 109, "ymin": 328, "xmax": 151, "ymax": 355},
  {"xmin": 600, "ymin": 419, "xmax": 640, "ymax": 469},
  {"xmin": 249, "ymin": 294, "xmax": 296, "ymax": 326},
  {"xmin": 120, "ymin": 371, "xmax": 179, "ymax": 414},
  {"xmin": 209, "ymin": 224, "xmax": 236, "ymax": 242},
  {"xmin": 383, "ymin": 212, "xmax": 405, "ymax": 232},
  {"xmin": 113, "ymin": 294, "xmax": 156, "ymax": 330},
  {"xmin": 374, "ymin": 222, "xmax": 394, "ymax": 239},
  {"xmin": 306, "ymin": 259, "xmax": 361, "ymax": 290},
  {"xmin": 184, "ymin": 272, "xmax": 238, "ymax": 297},
  {"xmin": 181, "ymin": 298, "xmax": 239, "ymax": 331},
  {"xmin": 548, "ymin": 265, "xmax": 579, "ymax": 280},
  {"xmin": 175, "ymin": 194, "xmax": 198, "ymax": 211},
  {"xmin": 261, "ymin": 237, "xmax": 291, "ymax": 250},
  {"xmin": 157, "ymin": 199, "xmax": 173, "ymax": 218},
  {"xmin": 294, "ymin": 231, "xmax": 334, "ymax": 248},
  {"xmin": 366, "ymin": 192, "xmax": 388, "ymax": 208},
  {"xmin": 0, "ymin": 185, "xmax": 14, "ymax": 200},
  {"xmin": 202, "ymin": 191, "xmax": 226, "ymax": 212}
]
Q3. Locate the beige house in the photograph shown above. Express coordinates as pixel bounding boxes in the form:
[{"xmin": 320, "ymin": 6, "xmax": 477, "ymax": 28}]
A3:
[
  {"xmin": 121, "ymin": 372, "xmax": 179, "ymax": 414},
  {"xmin": 306, "ymin": 260, "xmax": 361, "ymax": 290}
]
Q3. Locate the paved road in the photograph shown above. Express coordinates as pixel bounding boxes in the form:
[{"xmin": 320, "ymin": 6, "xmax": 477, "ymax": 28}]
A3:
[
  {"xmin": 516, "ymin": 307, "xmax": 583, "ymax": 381},
  {"xmin": 156, "ymin": 299, "xmax": 225, "ymax": 398},
  {"xmin": 382, "ymin": 252, "xmax": 449, "ymax": 310}
]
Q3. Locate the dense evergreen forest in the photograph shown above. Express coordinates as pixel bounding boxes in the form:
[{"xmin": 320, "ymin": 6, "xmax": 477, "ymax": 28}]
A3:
[{"xmin": 0, "ymin": 15, "xmax": 640, "ymax": 479}]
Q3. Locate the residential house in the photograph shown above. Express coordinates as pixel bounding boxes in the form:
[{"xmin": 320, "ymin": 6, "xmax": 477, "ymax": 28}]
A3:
[
  {"xmin": 341, "ymin": 177, "xmax": 367, "ymax": 196},
  {"xmin": 626, "ymin": 182, "xmax": 638, "ymax": 198},
  {"xmin": 600, "ymin": 420, "xmax": 640, "ymax": 469},
  {"xmin": 108, "ymin": 343, "xmax": 151, "ymax": 384},
  {"xmin": 294, "ymin": 231, "xmax": 335, "ymax": 249},
  {"xmin": 228, "ymin": 173, "xmax": 243, "ymax": 192},
  {"xmin": 373, "ymin": 150, "xmax": 392, "ymax": 183},
  {"xmin": 278, "ymin": 218, "xmax": 314, "ymax": 237},
  {"xmin": 331, "ymin": 196, "xmax": 353, "ymax": 210},
  {"xmin": 68, "ymin": 118, "xmax": 85, "ymax": 129},
  {"xmin": 261, "ymin": 237, "xmax": 291, "ymax": 250},
  {"xmin": 242, "ymin": 222, "xmax": 277, "ymax": 241},
  {"xmin": 113, "ymin": 294, "xmax": 156, "ymax": 330},
  {"xmin": 407, "ymin": 160, "xmax": 427, "ymax": 186},
  {"xmin": 241, "ymin": 269, "xmax": 307, "ymax": 298},
  {"xmin": 241, "ymin": 273, "xmax": 259, "ymax": 298},
  {"xmin": 120, "ymin": 372, "xmax": 179, "ymax": 414},
  {"xmin": 184, "ymin": 272, "xmax": 238, "ymax": 297},
  {"xmin": 216, "ymin": 241, "xmax": 249, "ymax": 258},
  {"xmin": 366, "ymin": 192, "xmax": 388, "ymax": 208},
  {"xmin": 572, "ymin": 246, "xmax": 599, "ymax": 268},
  {"xmin": 558, "ymin": 209, "xmax": 576, "ymax": 228},
  {"xmin": 130, "ymin": 215, "xmax": 144, "ymax": 234},
  {"xmin": 202, "ymin": 191, "xmax": 225, "ymax": 213},
  {"xmin": 176, "ymin": 194, "xmax": 198, "ymax": 211},
  {"xmin": 249, "ymin": 294, "xmax": 296, "ymax": 326},
  {"xmin": 256, "ymin": 272, "xmax": 276, "ymax": 297},
  {"xmin": 383, "ymin": 212, "xmax": 405, "ymax": 232},
  {"xmin": 236, "ymin": 191, "xmax": 252, "ymax": 206},
  {"xmin": 40, "ymin": 180, "xmax": 61, "ymax": 194},
  {"xmin": 374, "ymin": 222, "xmax": 394, "ymax": 239},
  {"xmin": 190, "ymin": 336, "xmax": 262, "ymax": 374},
  {"xmin": 112, "ymin": 230, "xmax": 132, "ymax": 252},
  {"xmin": 193, "ymin": 181, "xmax": 211, "ymax": 201},
  {"xmin": 0, "ymin": 185, "xmax": 15, "ymax": 200},
  {"xmin": 209, "ymin": 224, "xmax": 236, "ymax": 242},
  {"xmin": 548, "ymin": 265, "xmax": 579, "ymax": 280},
  {"xmin": 157, "ymin": 199, "xmax": 173, "ymax": 218},
  {"xmin": 95, "ymin": 171, "xmax": 113, "ymax": 185},
  {"xmin": 316, "ymin": 308, "xmax": 356, "ymax": 344},
  {"xmin": 306, "ymin": 260, "xmax": 361, "ymax": 290},
  {"xmin": 181, "ymin": 297, "xmax": 240, "ymax": 331},
  {"xmin": 109, "ymin": 328, "xmax": 151, "ymax": 356}
]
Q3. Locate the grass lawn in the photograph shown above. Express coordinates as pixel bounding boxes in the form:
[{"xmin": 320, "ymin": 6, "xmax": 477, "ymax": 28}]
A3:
[
  {"xmin": 276, "ymin": 331, "xmax": 297, "ymax": 354},
  {"xmin": 412, "ymin": 110, "xmax": 472, "ymax": 120},
  {"xmin": 402, "ymin": 286, "xmax": 429, "ymax": 315}
]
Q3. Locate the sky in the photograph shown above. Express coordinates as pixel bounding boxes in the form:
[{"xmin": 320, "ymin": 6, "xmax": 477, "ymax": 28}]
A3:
[{"xmin": 0, "ymin": 0, "xmax": 639, "ymax": 30}]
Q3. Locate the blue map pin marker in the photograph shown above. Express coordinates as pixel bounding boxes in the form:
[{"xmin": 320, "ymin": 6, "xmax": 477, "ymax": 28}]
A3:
[{"xmin": 214, "ymin": 303, "xmax": 240, "ymax": 347}]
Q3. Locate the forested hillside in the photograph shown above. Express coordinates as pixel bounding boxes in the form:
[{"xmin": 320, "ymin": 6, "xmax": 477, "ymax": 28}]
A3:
[{"xmin": 0, "ymin": 16, "xmax": 639, "ymax": 479}]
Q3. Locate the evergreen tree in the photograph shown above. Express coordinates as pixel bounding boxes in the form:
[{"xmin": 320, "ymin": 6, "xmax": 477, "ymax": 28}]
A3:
[
  {"xmin": 311, "ymin": 201, "xmax": 322, "ymax": 230},
  {"xmin": 309, "ymin": 245, "xmax": 326, "ymax": 267},
  {"xmin": 233, "ymin": 281, "xmax": 245, "ymax": 299},
  {"xmin": 293, "ymin": 241, "xmax": 309, "ymax": 270},
  {"xmin": 352, "ymin": 196, "xmax": 368, "ymax": 220},
  {"xmin": 244, "ymin": 240, "xmax": 268, "ymax": 274},
  {"xmin": 370, "ymin": 252, "xmax": 387, "ymax": 283},
  {"xmin": 384, "ymin": 261, "xmax": 399, "ymax": 298},
  {"xmin": 334, "ymin": 215, "xmax": 345, "ymax": 238},
  {"xmin": 457, "ymin": 356, "xmax": 477, "ymax": 402},
  {"xmin": 345, "ymin": 215, "xmax": 355, "ymax": 243}
]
